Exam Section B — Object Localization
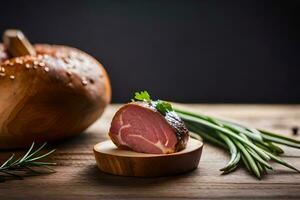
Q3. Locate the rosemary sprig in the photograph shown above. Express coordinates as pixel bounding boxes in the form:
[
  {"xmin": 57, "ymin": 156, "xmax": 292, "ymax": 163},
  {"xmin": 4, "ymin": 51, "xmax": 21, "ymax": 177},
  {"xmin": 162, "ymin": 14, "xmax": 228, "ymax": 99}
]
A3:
[
  {"xmin": 0, "ymin": 142, "xmax": 56, "ymax": 180},
  {"xmin": 133, "ymin": 90, "xmax": 300, "ymax": 179}
]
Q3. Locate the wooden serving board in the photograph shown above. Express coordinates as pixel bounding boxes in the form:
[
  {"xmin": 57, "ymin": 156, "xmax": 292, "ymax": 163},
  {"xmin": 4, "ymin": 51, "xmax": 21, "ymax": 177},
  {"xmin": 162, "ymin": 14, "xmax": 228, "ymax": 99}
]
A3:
[{"xmin": 94, "ymin": 138, "xmax": 203, "ymax": 177}]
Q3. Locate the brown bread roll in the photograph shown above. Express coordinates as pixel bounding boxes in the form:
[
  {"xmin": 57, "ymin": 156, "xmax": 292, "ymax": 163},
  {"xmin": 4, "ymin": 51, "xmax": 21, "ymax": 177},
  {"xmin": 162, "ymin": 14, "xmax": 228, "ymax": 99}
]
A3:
[{"xmin": 0, "ymin": 39, "xmax": 111, "ymax": 148}]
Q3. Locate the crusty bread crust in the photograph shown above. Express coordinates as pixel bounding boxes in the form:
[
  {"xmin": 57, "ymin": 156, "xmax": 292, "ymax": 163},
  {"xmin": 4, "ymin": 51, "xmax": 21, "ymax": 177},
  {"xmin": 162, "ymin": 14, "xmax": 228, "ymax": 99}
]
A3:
[{"xmin": 0, "ymin": 44, "xmax": 111, "ymax": 148}]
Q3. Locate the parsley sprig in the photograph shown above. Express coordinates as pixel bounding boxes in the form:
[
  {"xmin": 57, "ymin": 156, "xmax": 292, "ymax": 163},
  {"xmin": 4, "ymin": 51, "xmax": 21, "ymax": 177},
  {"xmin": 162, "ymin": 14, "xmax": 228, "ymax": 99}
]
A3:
[
  {"xmin": 133, "ymin": 91, "xmax": 173, "ymax": 115},
  {"xmin": 133, "ymin": 91, "xmax": 151, "ymax": 102}
]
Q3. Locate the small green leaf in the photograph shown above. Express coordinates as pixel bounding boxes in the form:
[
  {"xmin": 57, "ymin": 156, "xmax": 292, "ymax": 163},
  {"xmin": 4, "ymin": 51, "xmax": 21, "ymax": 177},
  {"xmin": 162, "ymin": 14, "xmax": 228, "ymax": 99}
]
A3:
[
  {"xmin": 155, "ymin": 100, "xmax": 173, "ymax": 115},
  {"xmin": 134, "ymin": 91, "xmax": 151, "ymax": 102}
]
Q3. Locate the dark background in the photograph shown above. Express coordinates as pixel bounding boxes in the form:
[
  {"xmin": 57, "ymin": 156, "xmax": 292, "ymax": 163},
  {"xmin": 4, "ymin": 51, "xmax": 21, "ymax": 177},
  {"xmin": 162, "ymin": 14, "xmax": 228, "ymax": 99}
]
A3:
[{"xmin": 1, "ymin": 0, "xmax": 299, "ymax": 103}]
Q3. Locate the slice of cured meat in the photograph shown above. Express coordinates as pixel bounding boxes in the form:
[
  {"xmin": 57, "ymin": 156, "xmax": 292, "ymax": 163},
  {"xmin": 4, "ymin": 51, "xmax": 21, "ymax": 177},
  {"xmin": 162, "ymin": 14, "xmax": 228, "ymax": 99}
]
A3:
[{"xmin": 109, "ymin": 102, "xmax": 189, "ymax": 154}]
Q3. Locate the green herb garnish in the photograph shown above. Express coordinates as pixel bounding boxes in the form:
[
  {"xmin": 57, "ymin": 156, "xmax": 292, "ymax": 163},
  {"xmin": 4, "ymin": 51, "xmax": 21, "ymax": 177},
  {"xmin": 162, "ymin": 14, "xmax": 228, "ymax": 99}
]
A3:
[
  {"xmin": 133, "ymin": 91, "xmax": 173, "ymax": 115},
  {"xmin": 0, "ymin": 142, "xmax": 56, "ymax": 181},
  {"xmin": 155, "ymin": 100, "xmax": 173, "ymax": 115},
  {"xmin": 133, "ymin": 91, "xmax": 151, "ymax": 102},
  {"xmin": 133, "ymin": 90, "xmax": 300, "ymax": 179}
]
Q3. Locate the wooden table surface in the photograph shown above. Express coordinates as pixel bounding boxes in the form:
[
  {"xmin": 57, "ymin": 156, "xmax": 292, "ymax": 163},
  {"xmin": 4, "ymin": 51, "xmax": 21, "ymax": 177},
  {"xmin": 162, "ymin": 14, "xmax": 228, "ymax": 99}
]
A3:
[{"xmin": 1, "ymin": 104, "xmax": 300, "ymax": 200}]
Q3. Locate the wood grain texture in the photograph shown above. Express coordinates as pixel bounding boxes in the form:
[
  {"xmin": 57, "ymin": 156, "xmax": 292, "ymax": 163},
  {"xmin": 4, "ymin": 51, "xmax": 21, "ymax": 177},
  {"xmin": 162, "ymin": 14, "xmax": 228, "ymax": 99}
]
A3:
[
  {"xmin": 94, "ymin": 139, "xmax": 203, "ymax": 177},
  {"xmin": 0, "ymin": 104, "xmax": 300, "ymax": 200}
]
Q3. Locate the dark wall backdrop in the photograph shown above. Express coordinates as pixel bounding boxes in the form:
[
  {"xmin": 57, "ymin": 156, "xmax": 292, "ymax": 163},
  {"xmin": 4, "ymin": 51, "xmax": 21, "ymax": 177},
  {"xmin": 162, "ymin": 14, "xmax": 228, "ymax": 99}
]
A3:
[{"xmin": 1, "ymin": 0, "xmax": 299, "ymax": 103}]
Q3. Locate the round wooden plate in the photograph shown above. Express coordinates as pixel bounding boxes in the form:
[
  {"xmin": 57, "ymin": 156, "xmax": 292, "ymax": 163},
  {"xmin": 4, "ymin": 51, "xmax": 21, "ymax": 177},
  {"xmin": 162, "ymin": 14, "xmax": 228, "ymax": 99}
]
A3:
[{"xmin": 93, "ymin": 138, "xmax": 203, "ymax": 177}]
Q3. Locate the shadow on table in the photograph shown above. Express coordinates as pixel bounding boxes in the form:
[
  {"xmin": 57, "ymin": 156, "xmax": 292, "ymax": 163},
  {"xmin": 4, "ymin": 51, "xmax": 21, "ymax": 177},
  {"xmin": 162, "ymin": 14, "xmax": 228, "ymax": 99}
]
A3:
[{"xmin": 80, "ymin": 164, "xmax": 199, "ymax": 187}]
